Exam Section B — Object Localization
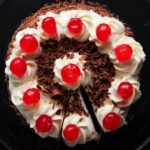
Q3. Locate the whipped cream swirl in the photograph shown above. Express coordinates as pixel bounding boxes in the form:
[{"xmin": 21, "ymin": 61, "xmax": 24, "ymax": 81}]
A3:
[
  {"xmin": 9, "ymin": 78, "xmax": 38, "ymax": 106},
  {"xmin": 95, "ymin": 99, "xmax": 127, "ymax": 132},
  {"xmin": 106, "ymin": 36, "xmax": 146, "ymax": 75},
  {"xmin": 54, "ymin": 52, "xmax": 92, "ymax": 90},
  {"xmin": 89, "ymin": 15, "xmax": 125, "ymax": 47},
  {"xmin": 60, "ymin": 10, "xmax": 93, "ymax": 42},
  {"xmin": 13, "ymin": 28, "xmax": 42, "ymax": 58},
  {"xmin": 37, "ymin": 12, "xmax": 64, "ymax": 41},
  {"xmin": 32, "ymin": 100, "xmax": 63, "ymax": 138},
  {"xmin": 62, "ymin": 113, "xmax": 99, "ymax": 147},
  {"xmin": 109, "ymin": 75, "xmax": 141, "ymax": 107},
  {"xmin": 5, "ymin": 54, "xmax": 37, "ymax": 84}
]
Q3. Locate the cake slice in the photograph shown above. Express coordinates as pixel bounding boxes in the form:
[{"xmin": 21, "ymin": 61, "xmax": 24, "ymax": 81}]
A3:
[{"xmin": 62, "ymin": 90, "xmax": 99, "ymax": 147}]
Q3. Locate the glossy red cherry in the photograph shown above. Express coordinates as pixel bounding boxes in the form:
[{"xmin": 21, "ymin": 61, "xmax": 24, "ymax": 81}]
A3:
[
  {"xmin": 96, "ymin": 23, "xmax": 111, "ymax": 42},
  {"xmin": 61, "ymin": 64, "xmax": 81, "ymax": 84},
  {"xmin": 115, "ymin": 44, "xmax": 133, "ymax": 63},
  {"xmin": 36, "ymin": 115, "xmax": 53, "ymax": 133},
  {"xmin": 117, "ymin": 82, "xmax": 133, "ymax": 100},
  {"xmin": 63, "ymin": 124, "xmax": 80, "ymax": 142},
  {"xmin": 42, "ymin": 17, "xmax": 57, "ymax": 36},
  {"xmin": 23, "ymin": 88, "xmax": 40, "ymax": 105},
  {"xmin": 20, "ymin": 34, "xmax": 38, "ymax": 54},
  {"xmin": 103, "ymin": 112, "xmax": 120, "ymax": 131},
  {"xmin": 67, "ymin": 18, "xmax": 83, "ymax": 36},
  {"xmin": 10, "ymin": 57, "xmax": 27, "ymax": 78}
]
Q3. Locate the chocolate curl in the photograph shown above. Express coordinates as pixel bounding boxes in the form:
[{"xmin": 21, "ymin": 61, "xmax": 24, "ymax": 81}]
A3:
[
  {"xmin": 66, "ymin": 52, "xmax": 74, "ymax": 59},
  {"xmin": 52, "ymin": 88, "xmax": 65, "ymax": 101},
  {"xmin": 52, "ymin": 88, "xmax": 64, "ymax": 96}
]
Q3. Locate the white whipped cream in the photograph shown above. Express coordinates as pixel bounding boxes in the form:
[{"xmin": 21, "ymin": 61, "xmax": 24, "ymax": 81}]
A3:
[
  {"xmin": 105, "ymin": 35, "xmax": 146, "ymax": 76},
  {"xmin": 60, "ymin": 10, "xmax": 92, "ymax": 42},
  {"xmin": 109, "ymin": 75, "xmax": 141, "ymax": 107},
  {"xmin": 5, "ymin": 54, "xmax": 37, "ymax": 84},
  {"xmin": 9, "ymin": 79, "xmax": 41, "ymax": 128},
  {"xmin": 89, "ymin": 15, "xmax": 125, "ymax": 47},
  {"xmin": 62, "ymin": 113, "xmax": 99, "ymax": 147},
  {"xmin": 32, "ymin": 100, "xmax": 63, "ymax": 138},
  {"xmin": 54, "ymin": 52, "xmax": 92, "ymax": 90},
  {"xmin": 95, "ymin": 99, "xmax": 127, "ymax": 132},
  {"xmin": 37, "ymin": 12, "xmax": 64, "ymax": 41},
  {"xmin": 9, "ymin": 78, "xmax": 38, "ymax": 106},
  {"xmin": 13, "ymin": 28, "xmax": 42, "ymax": 58}
]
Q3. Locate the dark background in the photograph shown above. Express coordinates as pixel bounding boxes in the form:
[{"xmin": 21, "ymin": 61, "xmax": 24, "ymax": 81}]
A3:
[{"xmin": 0, "ymin": 0, "xmax": 150, "ymax": 150}]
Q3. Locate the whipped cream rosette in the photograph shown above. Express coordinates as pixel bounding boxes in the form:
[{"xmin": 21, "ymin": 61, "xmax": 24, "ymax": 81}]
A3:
[{"xmin": 54, "ymin": 52, "xmax": 92, "ymax": 90}]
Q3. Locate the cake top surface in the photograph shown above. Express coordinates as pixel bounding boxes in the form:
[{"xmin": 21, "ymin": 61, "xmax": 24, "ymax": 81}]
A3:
[{"xmin": 5, "ymin": 1, "xmax": 145, "ymax": 147}]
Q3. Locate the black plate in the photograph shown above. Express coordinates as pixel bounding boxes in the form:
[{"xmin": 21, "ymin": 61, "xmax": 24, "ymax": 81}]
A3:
[{"xmin": 0, "ymin": 0, "xmax": 150, "ymax": 150}]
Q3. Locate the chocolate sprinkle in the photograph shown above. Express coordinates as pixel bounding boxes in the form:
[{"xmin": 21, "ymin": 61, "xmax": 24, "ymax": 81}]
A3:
[
  {"xmin": 67, "ymin": 90, "xmax": 89, "ymax": 116},
  {"xmin": 36, "ymin": 38, "xmax": 115, "ymax": 112}
]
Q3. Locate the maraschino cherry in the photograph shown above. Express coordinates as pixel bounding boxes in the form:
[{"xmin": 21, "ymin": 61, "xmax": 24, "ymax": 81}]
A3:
[
  {"xmin": 36, "ymin": 115, "xmax": 53, "ymax": 133},
  {"xmin": 20, "ymin": 34, "xmax": 38, "ymax": 54},
  {"xmin": 61, "ymin": 64, "xmax": 81, "ymax": 84},
  {"xmin": 10, "ymin": 57, "xmax": 27, "ymax": 78},
  {"xmin": 115, "ymin": 44, "xmax": 133, "ymax": 63},
  {"xmin": 67, "ymin": 18, "xmax": 83, "ymax": 36},
  {"xmin": 63, "ymin": 124, "xmax": 80, "ymax": 142},
  {"xmin": 103, "ymin": 112, "xmax": 120, "ymax": 131},
  {"xmin": 42, "ymin": 17, "xmax": 57, "ymax": 36},
  {"xmin": 117, "ymin": 82, "xmax": 133, "ymax": 100},
  {"xmin": 23, "ymin": 88, "xmax": 40, "ymax": 105},
  {"xmin": 96, "ymin": 23, "xmax": 111, "ymax": 43}
]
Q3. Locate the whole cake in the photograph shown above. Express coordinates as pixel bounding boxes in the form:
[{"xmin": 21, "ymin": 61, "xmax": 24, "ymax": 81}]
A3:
[{"xmin": 5, "ymin": 1, "xmax": 145, "ymax": 147}]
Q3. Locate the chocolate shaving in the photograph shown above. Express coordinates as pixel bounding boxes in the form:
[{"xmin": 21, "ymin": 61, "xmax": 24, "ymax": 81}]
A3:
[
  {"xmin": 52, "ymin": 88, "xmax": 64, "ymax": 96},
  {"xmin": 36, "ymin": 38, "xmax": 115, "ymax": 112},
  {"xmin": 56, "ymin": 109, "xmax": 62, "ymax": 115},
  {"xmin": 67, "ymin": 90, "xmax": 89, "ymax": 116}
]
